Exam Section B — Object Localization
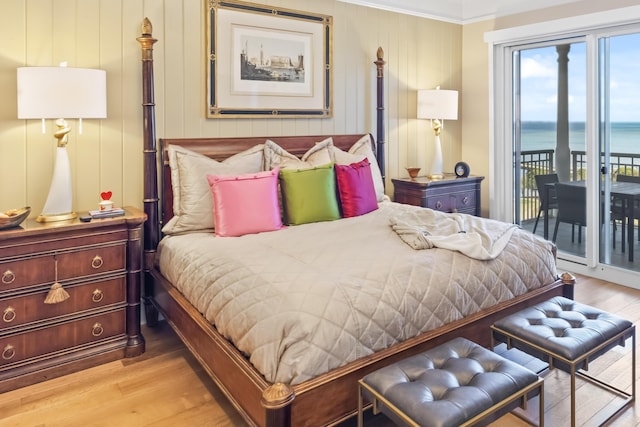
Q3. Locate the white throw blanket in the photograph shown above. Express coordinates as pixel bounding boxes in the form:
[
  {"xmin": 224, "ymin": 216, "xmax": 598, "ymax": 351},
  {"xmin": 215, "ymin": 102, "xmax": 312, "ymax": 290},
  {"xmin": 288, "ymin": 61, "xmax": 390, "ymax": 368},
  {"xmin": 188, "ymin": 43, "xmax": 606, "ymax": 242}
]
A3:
[{"xmin": 390, "ymin": 209, "xmax": 518, "ymax": 260}]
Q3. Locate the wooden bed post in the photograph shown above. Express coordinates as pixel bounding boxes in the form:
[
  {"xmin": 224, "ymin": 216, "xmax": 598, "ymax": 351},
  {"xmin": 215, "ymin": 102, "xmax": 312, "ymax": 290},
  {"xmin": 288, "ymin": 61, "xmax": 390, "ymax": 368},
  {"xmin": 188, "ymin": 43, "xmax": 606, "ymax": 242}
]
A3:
[
  {"xmin": 262, "ymin": 383, "xmax": 295, "ymax": 427},
  {"xmin": 374, "ymin": 47, "xmax": 386, "ymax": 187},
  {"xmin": 137, "ymin": 18, "xmax": 160, "ymax": 325},
  {"xmin": 561, "ymin": 272, "xmax": 576, "ymax": 299}
]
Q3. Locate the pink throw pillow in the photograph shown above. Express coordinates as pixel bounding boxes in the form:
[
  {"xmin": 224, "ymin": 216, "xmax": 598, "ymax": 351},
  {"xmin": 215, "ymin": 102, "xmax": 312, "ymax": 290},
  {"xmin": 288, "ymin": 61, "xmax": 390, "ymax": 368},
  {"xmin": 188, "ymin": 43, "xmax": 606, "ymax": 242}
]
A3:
[
  {"xmin": 334, "ymin": 159, "xmax": 378, "ymax": 218},
  {"xmin": 207, "ymin": 168, "xmax": 283, "ymax": 237}
]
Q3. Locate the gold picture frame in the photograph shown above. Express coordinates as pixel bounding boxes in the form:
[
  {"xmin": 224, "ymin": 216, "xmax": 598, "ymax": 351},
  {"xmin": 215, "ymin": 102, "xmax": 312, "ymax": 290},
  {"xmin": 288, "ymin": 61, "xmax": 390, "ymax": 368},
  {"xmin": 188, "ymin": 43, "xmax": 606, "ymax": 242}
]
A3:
[{"xmin": 207, "ymin": 0, "xmax": 333, "ymax": 118}]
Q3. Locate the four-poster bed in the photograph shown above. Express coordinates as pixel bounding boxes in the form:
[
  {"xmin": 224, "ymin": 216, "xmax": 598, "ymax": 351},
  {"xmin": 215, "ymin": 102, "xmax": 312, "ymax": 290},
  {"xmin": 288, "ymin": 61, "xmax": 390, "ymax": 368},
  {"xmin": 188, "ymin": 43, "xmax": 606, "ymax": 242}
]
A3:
[{"xmin": 137, "ymin": 18, "xmax": 574, "ymax": 427}]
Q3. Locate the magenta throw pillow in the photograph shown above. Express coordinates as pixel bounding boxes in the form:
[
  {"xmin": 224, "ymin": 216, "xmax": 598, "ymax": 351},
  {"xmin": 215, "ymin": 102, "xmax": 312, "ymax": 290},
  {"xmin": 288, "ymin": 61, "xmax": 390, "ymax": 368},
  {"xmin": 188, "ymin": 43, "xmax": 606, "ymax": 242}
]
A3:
[
  {"xmin": 206, "ymin": 168, "xmax": 283, "ymax": 237},
  {"xmin": 334, "ymin": 159, "xmax": 378, "ymax": 218}
]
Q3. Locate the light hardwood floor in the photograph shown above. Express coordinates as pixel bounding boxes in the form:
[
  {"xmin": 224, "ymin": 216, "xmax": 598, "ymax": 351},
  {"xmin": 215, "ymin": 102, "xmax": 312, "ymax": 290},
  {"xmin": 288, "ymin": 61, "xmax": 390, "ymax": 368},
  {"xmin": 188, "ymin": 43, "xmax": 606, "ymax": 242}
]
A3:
[{"xmin": 0, "ymin": 273, "xmax": 639, "ymax": 427}]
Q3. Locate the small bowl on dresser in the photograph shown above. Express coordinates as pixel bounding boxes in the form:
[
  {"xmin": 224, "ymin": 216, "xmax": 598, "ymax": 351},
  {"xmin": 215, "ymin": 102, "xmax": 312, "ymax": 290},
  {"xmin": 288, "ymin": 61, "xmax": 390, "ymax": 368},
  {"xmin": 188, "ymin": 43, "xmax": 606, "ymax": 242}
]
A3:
[
  {"xmin": 406, "ymin": 167, "xmax": 421, "ymax": 179},
  {"xmin": 0, "ymin": 207, "xmax": 30, "ymax": 230}
]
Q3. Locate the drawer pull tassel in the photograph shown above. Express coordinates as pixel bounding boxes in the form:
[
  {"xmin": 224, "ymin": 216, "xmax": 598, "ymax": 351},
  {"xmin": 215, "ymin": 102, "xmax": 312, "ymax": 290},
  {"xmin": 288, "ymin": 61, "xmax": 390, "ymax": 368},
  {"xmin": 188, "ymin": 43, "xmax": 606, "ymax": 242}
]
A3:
[
  {"xmin": 2, "ymin": 344, "xmax": 15, "ymax": 361},
  {"xmin": 92, "ymin": 323, "xmax": 104, "ymax": 337},
  {"xmin": 2, "ymin": 307, "xmax": 16, "ymax": 323},
  {"xmin": 1, "ymin": 270, "xmax": 15, "ymax": 285},
  {"xmin": 44, "ymin": 258, "xmax": 70, "ymax": 305}
]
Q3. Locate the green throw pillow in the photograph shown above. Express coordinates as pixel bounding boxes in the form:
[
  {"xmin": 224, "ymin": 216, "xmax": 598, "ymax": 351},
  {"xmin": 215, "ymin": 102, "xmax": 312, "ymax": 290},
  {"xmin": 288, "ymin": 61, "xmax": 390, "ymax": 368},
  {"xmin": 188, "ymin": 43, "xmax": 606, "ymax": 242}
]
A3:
[{"xmin": 279, "ymin": 163, "xmax": 341, "ymax": 225}]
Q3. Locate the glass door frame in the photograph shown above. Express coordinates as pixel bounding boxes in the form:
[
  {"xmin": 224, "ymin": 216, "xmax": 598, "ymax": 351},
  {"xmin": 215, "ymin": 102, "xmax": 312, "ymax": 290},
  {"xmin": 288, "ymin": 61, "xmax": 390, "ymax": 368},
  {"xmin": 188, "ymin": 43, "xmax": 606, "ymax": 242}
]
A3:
[
  {"xmin": 485, "ymin": 6, "xmax": 640, "ymax": 288},
  {"xmin": 599, "ymin": 36, "xmax": 613, "ymax": 265}
]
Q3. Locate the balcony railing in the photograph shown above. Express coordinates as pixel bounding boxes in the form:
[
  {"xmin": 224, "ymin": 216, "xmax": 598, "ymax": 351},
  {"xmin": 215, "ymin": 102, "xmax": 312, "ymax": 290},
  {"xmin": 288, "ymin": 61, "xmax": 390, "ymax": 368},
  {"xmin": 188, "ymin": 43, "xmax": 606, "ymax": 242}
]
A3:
[
  {"xmin": 520, "ymin": 150, "xmax": 555, "ymax": 222},
  {"xmin": 519, "ymin": 149, "xmax": 640, "ymax": 223},
  {"xmin": 572, "ymin": 151, "xmax": 640, "ymax": 180}
]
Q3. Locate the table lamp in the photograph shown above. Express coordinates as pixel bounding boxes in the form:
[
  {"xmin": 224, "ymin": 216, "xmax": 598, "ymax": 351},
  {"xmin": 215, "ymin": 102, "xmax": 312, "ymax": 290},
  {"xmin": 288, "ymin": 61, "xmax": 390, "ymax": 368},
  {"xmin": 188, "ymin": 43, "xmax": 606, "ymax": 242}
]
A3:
[
  {"xmin": 417, "ymin": 87, "xmax": 458, "ymax": 179},
  {"xmin": 17, "ymin": 65, "xmax": 107, "ymax": 222}
]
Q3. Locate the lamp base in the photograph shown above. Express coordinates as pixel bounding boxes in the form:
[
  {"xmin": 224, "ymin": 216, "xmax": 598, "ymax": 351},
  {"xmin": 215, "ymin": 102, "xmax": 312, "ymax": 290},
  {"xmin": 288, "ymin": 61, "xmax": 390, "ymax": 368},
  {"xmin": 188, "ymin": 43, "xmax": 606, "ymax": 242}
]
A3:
[
  {"xmin": 36, "ymin": 212, "xmax": 77, "ymax": 223},
  {"xmin": 39, "ymin": 145, "xmax": 75, "ymax": 224},
  {"xmin": 427, "ymin": 134, "xmax": 444, "ymax": 180}
]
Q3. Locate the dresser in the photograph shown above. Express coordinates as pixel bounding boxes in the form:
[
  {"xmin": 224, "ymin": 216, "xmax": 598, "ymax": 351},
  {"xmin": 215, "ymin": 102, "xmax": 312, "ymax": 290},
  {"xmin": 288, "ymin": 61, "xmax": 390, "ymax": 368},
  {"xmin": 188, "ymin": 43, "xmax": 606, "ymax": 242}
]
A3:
[
  {"xmin": 392, "ymin": 174, "xmax": 484, "ymax": 216},
  {"xmin": 0, "ymin": 207, "xmax": 145, "ymax": 392}
]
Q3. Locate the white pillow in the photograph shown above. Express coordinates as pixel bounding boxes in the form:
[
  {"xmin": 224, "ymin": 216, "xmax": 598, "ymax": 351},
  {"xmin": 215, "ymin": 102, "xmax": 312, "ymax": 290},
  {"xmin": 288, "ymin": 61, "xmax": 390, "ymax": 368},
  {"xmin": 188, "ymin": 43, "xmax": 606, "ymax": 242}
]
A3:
[
  {"xmin": 162, "ymin": 144, "xmax": 264, "ymax": 235},
  {"xmin": 331, "ymin": 135, "xmax": 385, "ymax": 202},
  {"xmin": 264, "ymin": 137, "xmax": 333, "ymax": 170}
]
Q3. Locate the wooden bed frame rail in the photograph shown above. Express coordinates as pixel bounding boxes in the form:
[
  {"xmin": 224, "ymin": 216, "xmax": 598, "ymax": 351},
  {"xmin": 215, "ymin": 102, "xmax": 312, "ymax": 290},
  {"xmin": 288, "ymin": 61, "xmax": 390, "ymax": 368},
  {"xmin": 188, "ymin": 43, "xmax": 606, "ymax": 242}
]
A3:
[{"xmin": 137, "ymin": 18, "xmax": 574, "ymax": 427}]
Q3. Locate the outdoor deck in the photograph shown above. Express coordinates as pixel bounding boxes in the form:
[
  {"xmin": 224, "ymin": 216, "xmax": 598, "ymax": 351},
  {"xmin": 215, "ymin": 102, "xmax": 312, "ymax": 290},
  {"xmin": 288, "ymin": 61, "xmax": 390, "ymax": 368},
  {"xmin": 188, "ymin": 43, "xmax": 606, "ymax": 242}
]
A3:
[
  {"xmin": 518, "ymin": 149, "xmax": 640, "ymax": 272},
  {"xmin": 521, "ymin": 216, "xmax": 640, "ymax": 272}
]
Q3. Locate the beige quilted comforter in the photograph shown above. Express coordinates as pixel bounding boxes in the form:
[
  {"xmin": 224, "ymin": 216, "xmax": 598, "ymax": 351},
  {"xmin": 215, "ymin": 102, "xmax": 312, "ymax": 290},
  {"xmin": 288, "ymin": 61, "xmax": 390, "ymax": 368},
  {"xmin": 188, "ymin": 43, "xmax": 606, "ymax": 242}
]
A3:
[{"xmin": 157, "ymin": 201, "xmax": 558, "ymax": 385}]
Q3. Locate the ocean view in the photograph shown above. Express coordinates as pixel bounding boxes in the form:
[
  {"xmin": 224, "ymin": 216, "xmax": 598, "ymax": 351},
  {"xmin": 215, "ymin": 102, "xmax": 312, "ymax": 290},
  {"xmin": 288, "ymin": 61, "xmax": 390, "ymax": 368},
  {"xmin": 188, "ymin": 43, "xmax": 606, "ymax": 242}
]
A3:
[{"xmin": 521, "ymin": 121, "xmax": 640, "ymax": 154}]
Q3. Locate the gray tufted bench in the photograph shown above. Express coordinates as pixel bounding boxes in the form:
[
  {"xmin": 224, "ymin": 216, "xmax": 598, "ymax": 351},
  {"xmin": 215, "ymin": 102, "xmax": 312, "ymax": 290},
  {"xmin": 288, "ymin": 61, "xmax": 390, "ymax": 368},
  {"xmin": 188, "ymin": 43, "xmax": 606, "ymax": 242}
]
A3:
[
  {"xmin": 357, "ymin": 337, "xmax": 543, "ymax": 427},
  {"xmin": 491, "ymin": 296, "xmax": 636, "ymax": 427}
]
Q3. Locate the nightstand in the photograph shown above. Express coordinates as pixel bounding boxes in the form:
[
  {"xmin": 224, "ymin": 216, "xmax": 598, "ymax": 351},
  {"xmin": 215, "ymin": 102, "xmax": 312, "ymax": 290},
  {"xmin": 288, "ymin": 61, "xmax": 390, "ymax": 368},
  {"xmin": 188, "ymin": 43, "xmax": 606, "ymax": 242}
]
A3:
[
  {"xmin": 392, "ymin": 174, "xmax": 484, "ymax": 216},
  {"xmin": 0, "ymin": 207, "xmax": 145, "ymax": 392}
]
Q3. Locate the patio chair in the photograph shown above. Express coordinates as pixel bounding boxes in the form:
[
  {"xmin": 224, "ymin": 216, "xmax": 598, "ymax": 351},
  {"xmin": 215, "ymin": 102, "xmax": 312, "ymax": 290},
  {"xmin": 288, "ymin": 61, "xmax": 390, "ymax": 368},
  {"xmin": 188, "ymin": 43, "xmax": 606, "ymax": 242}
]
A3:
[
  {"xmin": 552, "ymin": 182, "xmax": 586, "ymax": 244},
  {"xmin": 533, "ymin": 173, "xmax": 559, "ymax": 234},
  {"xmin": 614, "ymin": 174, "xmax": 640, "ymax": 244}
]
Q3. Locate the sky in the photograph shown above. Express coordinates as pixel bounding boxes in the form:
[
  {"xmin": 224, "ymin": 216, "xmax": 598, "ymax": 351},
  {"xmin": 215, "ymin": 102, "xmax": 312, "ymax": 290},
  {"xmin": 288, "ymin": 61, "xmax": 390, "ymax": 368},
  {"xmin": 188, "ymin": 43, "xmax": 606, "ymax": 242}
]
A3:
[{"xmin": 520, "ymin": 32, "xmax": 640, "ymax": 122}]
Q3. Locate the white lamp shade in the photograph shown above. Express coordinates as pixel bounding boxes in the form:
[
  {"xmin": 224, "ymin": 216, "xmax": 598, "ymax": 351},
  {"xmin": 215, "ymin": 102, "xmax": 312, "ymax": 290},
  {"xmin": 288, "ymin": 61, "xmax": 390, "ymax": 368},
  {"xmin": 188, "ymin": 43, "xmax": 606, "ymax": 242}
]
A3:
[
  {"xmin": 417, "ymin": 89, "xmax": 458, "ymax": 120},
  {"xmin": 17, "ymin": 67, "xmax": 107, "ymax": 119}
]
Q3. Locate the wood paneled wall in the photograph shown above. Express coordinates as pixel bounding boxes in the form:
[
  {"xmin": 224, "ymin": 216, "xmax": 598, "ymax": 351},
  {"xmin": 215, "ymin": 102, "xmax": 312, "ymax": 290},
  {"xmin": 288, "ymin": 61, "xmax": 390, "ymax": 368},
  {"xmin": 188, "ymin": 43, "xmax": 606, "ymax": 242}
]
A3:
[{"xmin": 0, "ymin": 0, "xmax": 461, "ymax": 216}]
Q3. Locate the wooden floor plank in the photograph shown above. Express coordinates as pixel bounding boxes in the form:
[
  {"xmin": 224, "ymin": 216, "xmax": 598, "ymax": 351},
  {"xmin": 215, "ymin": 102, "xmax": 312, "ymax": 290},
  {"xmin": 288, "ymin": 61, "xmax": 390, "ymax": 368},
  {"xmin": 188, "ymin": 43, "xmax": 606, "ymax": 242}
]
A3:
[{"xmin": 0, "ymin": 273, "xmax": 639, "ymax": 426}]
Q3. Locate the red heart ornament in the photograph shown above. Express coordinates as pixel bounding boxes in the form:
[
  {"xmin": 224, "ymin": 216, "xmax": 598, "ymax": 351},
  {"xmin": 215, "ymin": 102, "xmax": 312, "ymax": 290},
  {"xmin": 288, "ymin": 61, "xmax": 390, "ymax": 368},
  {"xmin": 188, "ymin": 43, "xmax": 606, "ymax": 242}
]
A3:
[{"xmin": 100, "ymin": 191, "xmax": 112, "ymax": 201}]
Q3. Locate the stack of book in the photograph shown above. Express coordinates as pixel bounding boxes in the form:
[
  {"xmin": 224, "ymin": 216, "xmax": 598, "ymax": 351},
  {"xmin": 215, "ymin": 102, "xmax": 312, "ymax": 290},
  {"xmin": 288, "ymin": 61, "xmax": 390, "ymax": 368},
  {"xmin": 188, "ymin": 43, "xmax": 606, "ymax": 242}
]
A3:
[{"xmin": 89, "ymin": 208, "xmax": 125, "ymax": 219}]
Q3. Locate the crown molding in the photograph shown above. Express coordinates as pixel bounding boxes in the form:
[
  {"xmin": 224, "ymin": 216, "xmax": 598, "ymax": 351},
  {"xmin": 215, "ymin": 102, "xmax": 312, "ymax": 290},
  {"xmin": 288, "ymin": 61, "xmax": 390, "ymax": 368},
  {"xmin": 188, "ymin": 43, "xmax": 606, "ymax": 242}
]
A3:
[{"xmin": 336, "ymin": 0, "xmax": 584, "ymax": 24}]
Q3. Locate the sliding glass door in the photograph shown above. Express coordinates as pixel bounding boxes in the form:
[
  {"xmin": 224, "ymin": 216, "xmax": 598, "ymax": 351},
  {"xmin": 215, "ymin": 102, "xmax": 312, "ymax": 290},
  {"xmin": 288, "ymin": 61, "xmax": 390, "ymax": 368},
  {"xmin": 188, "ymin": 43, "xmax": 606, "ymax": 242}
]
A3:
[
  {"xmin": 500, "ymin": 27, "xmax": 640, "ymax": 276},
  {"xmin": 488, "ymin": 10, "xmax": 640, "ymax": 286}
]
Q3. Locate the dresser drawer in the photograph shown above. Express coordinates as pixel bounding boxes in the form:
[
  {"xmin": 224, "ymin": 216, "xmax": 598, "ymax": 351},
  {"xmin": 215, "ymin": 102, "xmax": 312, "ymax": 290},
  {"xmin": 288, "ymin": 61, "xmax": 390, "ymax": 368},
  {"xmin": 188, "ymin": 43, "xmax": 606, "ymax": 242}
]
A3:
[
  {"xmin": 392, "ymin": 175, "xmax": 484, "ymax": 216},
  {"xmin": 0, "ymin": 243, "xmax": 126, "ymax": 292},
  {"xmin": 0, "ymin": 310, "xmax": 125, "ymax": 368},
  {"xmin": 0, "ymin": 277, "xmax": 126, "ymax": 331},
  {"xmin": 425, "ymin": 189, "xmax": 476, "ymax": 213},
  {"xmin": 57, "ymin": 243, "xmax": 126, "ymax": 280}
]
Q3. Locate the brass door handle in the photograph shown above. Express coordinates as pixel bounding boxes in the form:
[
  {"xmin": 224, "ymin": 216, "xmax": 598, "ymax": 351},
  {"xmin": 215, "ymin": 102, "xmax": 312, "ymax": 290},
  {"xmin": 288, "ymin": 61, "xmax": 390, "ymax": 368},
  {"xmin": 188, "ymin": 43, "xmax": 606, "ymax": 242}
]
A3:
[
  {"xmin": 91, "ymin": 322, "xmax": 104, "ymax": 337},
  {"xmin": 2, "ymin": 344, "xmax": 15, "ymax": 361},
  {"xmin": 91, "ymin": 255, "xmax": 104, "ymax": 269},
  {"xmin": 2, "ymin": 307, "xmax": 16, "ymax": 323},
  {"xmin": 1, "ymin": 270, "xmax": 15, "ymax": 285},
  {"xmin": 92, "ymin": 289, "xmax": 104, "ymax": 303}
]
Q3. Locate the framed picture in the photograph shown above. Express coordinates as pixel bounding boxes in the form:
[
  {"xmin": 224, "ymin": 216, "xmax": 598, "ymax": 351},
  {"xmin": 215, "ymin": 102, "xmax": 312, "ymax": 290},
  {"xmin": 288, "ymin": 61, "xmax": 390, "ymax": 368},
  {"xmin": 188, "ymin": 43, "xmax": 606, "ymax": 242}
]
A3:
[{"xmin": 207, "ymin": 1, "xmax": 333, "ymax": 118}]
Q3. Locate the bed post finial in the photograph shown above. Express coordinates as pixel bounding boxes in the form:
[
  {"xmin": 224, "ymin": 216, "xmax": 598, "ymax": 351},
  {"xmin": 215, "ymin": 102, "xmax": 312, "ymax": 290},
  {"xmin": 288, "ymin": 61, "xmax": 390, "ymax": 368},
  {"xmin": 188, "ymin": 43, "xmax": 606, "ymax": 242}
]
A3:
[
  {"xmin": 375, "ymin": 47, "xmax": 385, "ymax": 76},
  {"xmin": 560, "ymin": 272, "xmax": 576, "ymax": 299},
  {"xmin": 262, "ymin": 382, "xmax": 295, "ymax": 427},
  {"xmin": 374, "ymin": 47, "xmax": 386, "ymax": 188},
  {"xmin": 141, "ymin": 17, "xmax": 152, "ymax": 35},
  {"xmin": 137, "ymin": 18, "xmax": 158, "ymax": 59}
]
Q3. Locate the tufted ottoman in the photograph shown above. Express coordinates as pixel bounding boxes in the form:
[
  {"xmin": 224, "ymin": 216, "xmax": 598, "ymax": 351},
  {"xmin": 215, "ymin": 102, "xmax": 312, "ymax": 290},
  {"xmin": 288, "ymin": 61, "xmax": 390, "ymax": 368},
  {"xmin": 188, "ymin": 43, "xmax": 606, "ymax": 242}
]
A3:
[
  {"xmin": 357, "ymin": 337, "xmax": 543, "ymax": 427},
  {"xmin": 491, "ymin": 296, "xmax": 636, "ymax": 427}
]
